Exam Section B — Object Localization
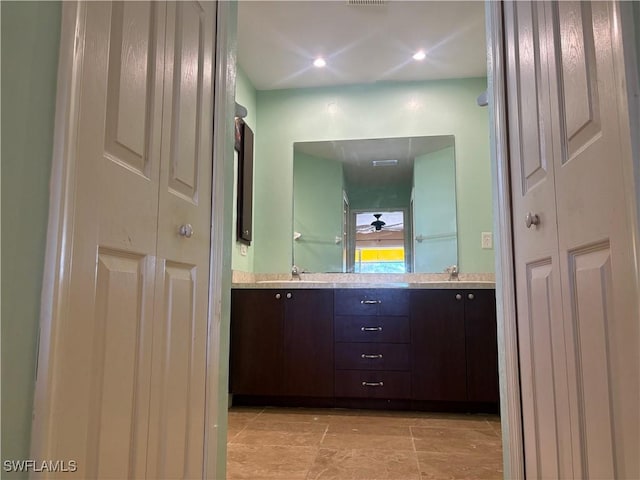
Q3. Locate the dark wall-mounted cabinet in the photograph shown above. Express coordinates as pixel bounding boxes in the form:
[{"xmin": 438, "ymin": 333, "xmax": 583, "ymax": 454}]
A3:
[{"xmin": 234, "ymin": 119, "xmax": 253, "ymax": 244}]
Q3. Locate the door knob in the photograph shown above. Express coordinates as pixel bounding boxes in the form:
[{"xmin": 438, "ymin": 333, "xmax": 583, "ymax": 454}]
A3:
[
  {"xmin": 178, "ymin": 224, "xmax": 193, "ymax": 238},
  {"xmin": 525, "ymin": 212, "xmax": 540, "ymax": 228}
]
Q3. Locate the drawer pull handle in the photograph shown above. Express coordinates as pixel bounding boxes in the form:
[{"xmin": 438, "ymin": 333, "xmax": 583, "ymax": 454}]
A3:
[
  {"xmin": 361, "ymin": 300, "xmax": 382, "ymax": 305},
  {"xmin": 361, "ymin": 326, "xmax": 383, "ymax": 332},
  {"xmin": 362, "ymin": 381, "xmax": 384, "ymax": 387},
  {"xmin": 361, "ymin": 353, "xmax": 383, "ymax": 359}
]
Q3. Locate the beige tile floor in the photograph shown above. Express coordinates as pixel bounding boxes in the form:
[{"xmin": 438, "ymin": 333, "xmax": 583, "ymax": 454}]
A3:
[{"xmin": 227, "ymin": 407, "xmax": 503, "ymax": 480}]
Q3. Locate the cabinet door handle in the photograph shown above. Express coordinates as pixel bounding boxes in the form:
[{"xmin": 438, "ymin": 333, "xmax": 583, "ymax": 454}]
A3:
[
  {"xmin": 275, "ymin": 293, "xmax": 281, "ymax": 299},
  {"xmin": 455, "ymin": 293, "xmax": 462, "ymax": 300},
  {"xmin": 361, "ymin": 353, "xmax": 383, "ymax": 359},
  {"xmin": 362, "ymin": 381, "xmax": 384, "ymax": 387},
  {"xmin": 360, "ymin": 326, "xmax": 383, "ymax": 332},
  {"xmin": 360, "ymin": 300, "xmax": 382, "ymax": 304},
  {"xmin": 468, "ymin": 293, "xmax": 475, "ymax": 300},
  {"xmin": 286, "ymin": 292, "xmax": 292, "ymax": 299}
]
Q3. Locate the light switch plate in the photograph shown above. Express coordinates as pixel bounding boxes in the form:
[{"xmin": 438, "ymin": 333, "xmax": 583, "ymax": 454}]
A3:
[
  {"xmin": 481, "ymin": 232, "xmax": 493, "ymax": 249},
  {"xmin": 240, "ymin": 244, "xmax": 248, "ymax": 256}
]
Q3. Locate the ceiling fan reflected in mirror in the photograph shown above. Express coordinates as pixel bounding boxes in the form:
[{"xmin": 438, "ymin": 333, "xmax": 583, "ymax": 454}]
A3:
[
  {"xmin": 371, "ymin": 213, "xmax": 386, "ymax": 231},
  {"xmin": 355, "ymin": 211, "xmax": 404, "ymax": 234}
]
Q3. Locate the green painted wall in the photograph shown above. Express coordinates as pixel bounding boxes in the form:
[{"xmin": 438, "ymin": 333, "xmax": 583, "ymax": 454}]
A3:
[
  {"xmin": 413, "ymin": 146, "xmax": 458, "ymax": 272},
  {"xmin": 253, "ymin": 78, "xmax": 494, "ymax": 273},
  {"xmin": 231, "ymin": 66, "xmax": 257, "ymax": 272},
  {"xmin": 1, "ymin": 1, "xmax": 61, "ymax": 474},
  {"xmin": 293, "ymin": 152, "xmax": 344, "ymax": 272}
]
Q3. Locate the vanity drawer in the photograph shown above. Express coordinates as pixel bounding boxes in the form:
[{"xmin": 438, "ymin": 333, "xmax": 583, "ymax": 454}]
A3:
[
  {"xmin": 334, "ymin": 289, "xmax": 409, "ymax": 316},
  {"xmin": 334, "ymin": 315, "xmax": 410, "ymax": 343},
  {"xmin": 335, "ymin": 370, "xmax": 411, "ymax": 399},
  {"xmin": 335, "ymin": 343, "xmax": 410, "ymax": 371}
]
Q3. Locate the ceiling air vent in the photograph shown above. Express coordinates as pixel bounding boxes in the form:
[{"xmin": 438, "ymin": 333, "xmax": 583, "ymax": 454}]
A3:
[
  {"xmin": 346, "ymin": 0, "xmax": 387, "ymax": 6},
  {"xmin": 372, "ymin": 159, "xmax": 398, "ymax": 167}
]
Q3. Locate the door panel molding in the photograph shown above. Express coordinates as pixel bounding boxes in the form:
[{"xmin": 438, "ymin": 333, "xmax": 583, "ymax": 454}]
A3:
[
  {"xmin": 513, "ymin": 1, "xmax": 552, "ymax": 195},
  {"xmin": 87, "ymin": 249, "xmax": 152, "ymax": 479},
  {"xmin": 568, "ymin": 242, "xmax": 617, "ymax": 480},
  {"xmin": 166, "ymin": 1, "xmax": 205, "ymax": 203},
  {"xmin": 556, "ymin": 1, "xmax": 602, "ymax": 163},
  {"xmin": 522, "ymin": 260, "xmax": 560, "ymax": 479},
  {"xmin": 104, "ymin": 2, "xmax": 157, "ymax": 177}
]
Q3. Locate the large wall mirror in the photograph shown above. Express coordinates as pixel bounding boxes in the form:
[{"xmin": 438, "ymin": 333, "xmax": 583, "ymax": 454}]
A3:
[{"xmin": 293, "ymin": 135, "xmax": 457, "ymax": 273}]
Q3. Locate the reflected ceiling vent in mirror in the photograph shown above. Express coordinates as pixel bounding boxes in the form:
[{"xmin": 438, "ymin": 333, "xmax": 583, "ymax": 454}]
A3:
[
  {"xmin": 346, "ymin": 0, "xmax": 387, "ymax": 5},
  {"xmin": 371, "ymin": 214, "xmax": 386, "ymax": 231},
  {"xmin": 372, "ymin": 159, "xmax": 398, "ymax": 167}
]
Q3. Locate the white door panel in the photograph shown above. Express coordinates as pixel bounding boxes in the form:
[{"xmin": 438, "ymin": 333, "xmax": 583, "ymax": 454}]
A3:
[
  {"xmin": 505, "ymin": 2, "xmax": 574, "ymax": 478},
  {"xmin": 147, "ymin": 2, "xmax": 214, "ymax": 479},
  {"xmin": 37, "ymin": 1, "xmax": 215, "ymax": 478},
  {"xmin": 548, "ymin": 2, "xmax": 639, "ymax": 478},
  {"xmin": 507, "ymin": 1, "xmax": 639, "ymax": 478},
  {"xmin": 46, "ymin": 3, "xmax": 166, "ymax": 478}
]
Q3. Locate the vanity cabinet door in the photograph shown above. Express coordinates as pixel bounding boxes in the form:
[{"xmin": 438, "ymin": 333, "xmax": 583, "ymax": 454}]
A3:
[
  {"xmin": 410, "ymin": 290, "xmax": 467, "ymax": 401},
  {"xmin": 283, "ymin": 289, "xmax": 334, "ymax": 397},
  {"xmin": 230, "ymin": 289, "xmax": 284, "ymax": 396},
  {"xmin": 464, "ymin": 290, "xmax": 499, "ymax": 403}
]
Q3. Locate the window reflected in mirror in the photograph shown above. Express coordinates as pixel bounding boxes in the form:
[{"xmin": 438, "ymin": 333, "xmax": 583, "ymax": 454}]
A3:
[{"xmin": 353, "ymin": 211, "xmax": 406, "ymax": 273}]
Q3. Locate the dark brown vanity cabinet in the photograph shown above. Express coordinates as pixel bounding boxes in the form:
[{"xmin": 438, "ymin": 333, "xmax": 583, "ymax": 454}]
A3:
[
  {"xmin": 464, "ymin": 290, "xmax": 499, "ymax": 402},
  {"xmin": 230, "ymin": 289, "xmax": 283, "ymax": 396},
  {"xmin": 283, "ymin": 289, "xmax": 334, "ymax": 397},
  {"xmin": 334, "ymin": 289, "xmax": 411, "ymax": 400},
  {"xmin": 410, "ymin": 289, "xmax": 499, "ymax": 404},
  {"xmin": 231, "ymin": 287, "xmax": 498, "ymax": 410},
  {"xmin": 230, "ymin": 289, "xmax": 334, "ymax": 399}
]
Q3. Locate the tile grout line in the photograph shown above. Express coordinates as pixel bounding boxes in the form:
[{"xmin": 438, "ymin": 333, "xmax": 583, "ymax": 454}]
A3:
[
  {"xmin": 410, "ymin": 425, "xmax": 424, "ymax": 480},
  {"xmin": 227, "ymin": 407, "xmax": 265, "ymax": 444}
]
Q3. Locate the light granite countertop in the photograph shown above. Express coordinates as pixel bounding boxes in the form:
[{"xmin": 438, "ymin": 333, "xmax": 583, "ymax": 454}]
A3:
[{"xmin": 231, "ymin": 271, "xmax": 495, "ymax": 289}]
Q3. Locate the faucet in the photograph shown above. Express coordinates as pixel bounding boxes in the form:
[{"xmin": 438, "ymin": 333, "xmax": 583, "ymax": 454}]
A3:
[
  {"xmin": 444, "ymin": 265, "xmax": 459, "ymax": 281},
  {"xmin": 291, "ymin": 265, "xmax": 301, "ymax": 279}
]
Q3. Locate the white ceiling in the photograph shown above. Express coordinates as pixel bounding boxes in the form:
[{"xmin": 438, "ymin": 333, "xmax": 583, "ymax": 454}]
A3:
[{"xmin": 237, "ymin": 0, "xmax": 487, "ymax": 91}]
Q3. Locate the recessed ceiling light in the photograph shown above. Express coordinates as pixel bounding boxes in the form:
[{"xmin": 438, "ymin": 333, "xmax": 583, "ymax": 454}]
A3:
[
  {"xmin": 412, "ymin": 50, "xmax": 426, "ymax": 61},
  {"xmin": 313, "ymin": 57, "xmax": 326, "ymax": 68}
]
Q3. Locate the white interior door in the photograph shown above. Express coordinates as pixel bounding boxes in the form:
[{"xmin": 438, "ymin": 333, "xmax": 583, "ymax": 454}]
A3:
[
  {"xmin": 44, "ymin": 3, "xmax": 166, "ymax": 477},
  {"xmin": 548, "ymin": 2, "xmax": 639, "ymax": 478},
  {"xmin": 506, "ymin": 1, "xmax": 639, "ymax": 478},
  {"xmin": 146, "ymin": 2, "xmax": 215, "ymax": 478},
  {"xmin": 34, "ymin": 1, "xmax": 216, "ymax": 478},
  {"xmin": 505, "ymin": 3, "xmax": 574, "ymax": 477}
]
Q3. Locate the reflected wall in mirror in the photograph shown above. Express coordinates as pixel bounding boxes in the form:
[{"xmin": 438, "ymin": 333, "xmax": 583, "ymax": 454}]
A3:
[{"xmin": 293, "ymin": 136, "xmax": 457, "ymax": 273}]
